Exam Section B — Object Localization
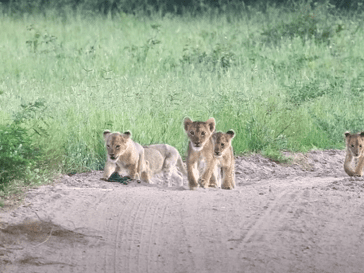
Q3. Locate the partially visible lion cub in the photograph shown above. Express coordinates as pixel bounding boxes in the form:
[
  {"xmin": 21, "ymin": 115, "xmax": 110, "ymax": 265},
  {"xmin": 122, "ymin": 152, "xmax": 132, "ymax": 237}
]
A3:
[
  {"xmin": 142, "ymin": 144, "xmax": 187, "ymax": 187},
  {"xmin": 102, "ymin": 130, "xmax": 146, "ymax": 181},
  {"xmin": 183, "ymin": 117, "xmax": 218, "ymax": 190},
  {"xmin": 211, "ymin": 130, "xmax": 236, "ymax": 189},
  {"xmin": 344, "ymin": 131, "xmax": 364, "ymax": 177}
]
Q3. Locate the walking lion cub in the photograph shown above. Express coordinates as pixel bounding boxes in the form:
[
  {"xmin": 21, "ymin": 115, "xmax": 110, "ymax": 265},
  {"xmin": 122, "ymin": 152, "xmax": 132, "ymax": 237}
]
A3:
[
  {"xmin": 183, "ymin": 117, "xmax": 218, "ymax": 190},
  {"xmin": 102, "ymin": 130, "xmax": 187, "ymax": 186},
  {"xmin": 344, "ymin": 131, "xmax": 364, "ymax": 177},
  {"xmin": 211, "ymin": 130, "xmax": 236, "ymax": 189},
  {"xmin": 142, "ymin": 144, "xmax": 187, "ymax": 187}
]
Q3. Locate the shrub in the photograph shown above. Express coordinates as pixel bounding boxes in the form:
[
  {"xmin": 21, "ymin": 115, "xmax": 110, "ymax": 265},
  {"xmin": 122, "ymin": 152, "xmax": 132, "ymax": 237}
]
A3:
[
  {"xmin": 0, "ymin": 100, "xmax": 47, "ymax": 191},
  {"xmin": 0, "ymin": 123, "xmax": 35, "ymax": 190},
  {"xmin": 181, "ymin": 43, "xmax": 235, "ymax": 69},
  {"xmin": 261, "ymin": 1, "xmax": 345, "ymax": 45}
]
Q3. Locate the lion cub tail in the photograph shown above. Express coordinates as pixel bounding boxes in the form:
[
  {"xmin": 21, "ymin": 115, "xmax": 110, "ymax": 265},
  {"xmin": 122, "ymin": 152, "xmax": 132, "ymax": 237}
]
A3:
[{"xmin": 176, "ymin": 155, "xmax": 187, "ymax": 176}]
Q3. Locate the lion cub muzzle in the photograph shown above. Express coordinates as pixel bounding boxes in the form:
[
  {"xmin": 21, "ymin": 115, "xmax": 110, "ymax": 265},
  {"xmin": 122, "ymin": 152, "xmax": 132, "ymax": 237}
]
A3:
[
  {"xmin": 214, "ymin": 151, "xmax": 223, "ymax": 157},
  {"xmin": 109, "ymin": 154, "xmax": 118, "ymax": 161}
]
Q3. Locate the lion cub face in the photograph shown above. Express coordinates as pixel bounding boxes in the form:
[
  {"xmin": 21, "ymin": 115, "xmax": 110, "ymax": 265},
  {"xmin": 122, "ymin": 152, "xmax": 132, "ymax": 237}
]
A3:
[
  {"xmin": 103, "ymin": 130, "xmax": 132, "ymax": 163},
  {"xmin": 212, "ymin": 130, "xmax": 235, "ymax": 158},
  {"xmin": 184, "ymin": 117, "xmax": 215, "ymax": 151},
  {"xmin": 345, "ymin": 131, "xmax": 364, "ymax": 158}
]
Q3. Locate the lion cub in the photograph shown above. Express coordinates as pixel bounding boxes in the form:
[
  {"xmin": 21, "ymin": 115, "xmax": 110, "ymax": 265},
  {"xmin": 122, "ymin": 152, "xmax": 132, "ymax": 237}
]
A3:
[
  {"xmin": 184, "ymin": 117, "xmax": 217, "ymax": 190},
  {"xmin": 142, "ymin": 144, "xmax": 187, "ymax": 187},
  {"xmin": 103, "ymin": 130, "xmax": 187, "ymax": 186},
  {"xmin": 102, "ymin": 130, "xmax": 146, "ymax": 181},
  {"xmin": 344, "ymin": 131, "xmax": 364, "ymax": 177},
  {"xmin": 211, "ymin": 130, "xmax": 236, "ymax": 189}
]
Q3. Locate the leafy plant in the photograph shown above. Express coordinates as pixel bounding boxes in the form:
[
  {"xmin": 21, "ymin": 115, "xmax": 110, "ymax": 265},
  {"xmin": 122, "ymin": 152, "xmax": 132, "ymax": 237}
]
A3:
[
  {"xmin": 124, "ymin": 24, "xmax": 161, "ymax": 63},
  {"xmin": 26, "ymin": 25, "xmax": 59, "ymax": 53},
  {"xmin": 0, "ymin": 100, "xmax": 48, "ymax": 191},
  {"xmin": 181, "ymin": 43, "xmax": 235, "ymax": 69},
  {"xmin": 261, "ymin": 1, "xmax": 345, "ymax": 45},
  {"xmin": 0, "ymin": 124, "xmax": 40, "ymax": 190}
]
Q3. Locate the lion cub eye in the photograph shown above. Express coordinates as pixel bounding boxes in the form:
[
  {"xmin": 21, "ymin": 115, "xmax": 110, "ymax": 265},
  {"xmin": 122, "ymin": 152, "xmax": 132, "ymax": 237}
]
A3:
[
  {"xmin": 352, "ymin": 144, "xmax": 355, "ymax": 147},
  {"xmin": 107, "ymin": 145, "xmax": 110, "ymax": 148},
  {"xmin": 221, "ymin": 143, "xmax": 224, "ymax": 147},
  {"xmin": 116, "ymin": 145, "xmax": 120, "ymax": 149},
  {"xmin": 189, "ymin": 131, "xmax": 194, "ymax": 135},
  {"xmin": 201, "ymin": 131, "xmax": 205, "ymax": 136}
]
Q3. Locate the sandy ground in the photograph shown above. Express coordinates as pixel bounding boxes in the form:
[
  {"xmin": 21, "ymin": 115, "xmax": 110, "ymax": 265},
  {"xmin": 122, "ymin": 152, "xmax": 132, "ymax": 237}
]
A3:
[{"xmin": 1, "ymin": 149, "xmax": 364, "ymax": 273}]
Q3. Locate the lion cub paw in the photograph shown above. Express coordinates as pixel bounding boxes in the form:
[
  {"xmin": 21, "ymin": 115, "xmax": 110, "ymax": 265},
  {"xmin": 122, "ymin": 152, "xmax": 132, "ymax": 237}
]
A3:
[
  {"xmin": 198, "ymin": 178, "xmax": 209, "ymax": 189},
  {"xmin": 208, "ymin": 182, "xmax": 219, "ymax": 188},
  {"xmin": 222, "ymin": 183, "xmax": 234, "ymax": 190}
]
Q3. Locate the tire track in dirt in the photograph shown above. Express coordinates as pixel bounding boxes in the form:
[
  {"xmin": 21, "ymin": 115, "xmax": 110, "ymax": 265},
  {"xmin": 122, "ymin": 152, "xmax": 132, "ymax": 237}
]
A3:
[
  {"xmin": 174, "ymin": 190, "xmax": 237, "ymax": 273},
  {"xmin": 145, "ymin": 199, "xmax": 163, "ymax": 273},
  {"xmin": 116, "ymin": 200, "xmax": 141, "ymax": 272},
  {"xmin": 144, "ymin": 196, "xmax": 169, "ymax": 273},
  {"xmin": 175, "ymin": 193, "xmax": 197, "ymax": 273},
  {"xmin": 210, "ymin": 180, "xmax": 312, "ymax": 273},
  {"xmin": 75, "ymin": 187, "xmax": 135, "ymax": 273},
  {"xmin": 109, "ymin": 189, "xmax": 145, "ymax": 273},
  {"xmin": 97, "ymin": 188, "xmax": 175, "ymax": 273},
  {"xmin": 134, "ymin": 199, "xmax": 155, "ymax": 273},
  {"xmin": 73, "ymin": 187, "xmax": 121, "ymax": 273},
  {"xmin": 238, "ymin": 188, "xmax": 300, "ymax": 246}
]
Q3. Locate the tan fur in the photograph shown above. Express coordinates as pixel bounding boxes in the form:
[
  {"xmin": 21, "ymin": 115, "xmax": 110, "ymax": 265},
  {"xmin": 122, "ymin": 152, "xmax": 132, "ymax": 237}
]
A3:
[
  {"xmin": 102, "ymin": 130, "xmax": 146, "ymax": 181},
  {"xmin": 142, "ymin": 144, "xmax": 187, "ymax": 187},
  {"xmin": 344, "ymin": 131, "xmax": 364, "ymax": 177},
  {"xmin": 212, "ymin": 130, "xmax": 236, "ymax": 189},
  {"xmin": 183, "ymin": 117, "xmax": 218, "ymax": 190}
]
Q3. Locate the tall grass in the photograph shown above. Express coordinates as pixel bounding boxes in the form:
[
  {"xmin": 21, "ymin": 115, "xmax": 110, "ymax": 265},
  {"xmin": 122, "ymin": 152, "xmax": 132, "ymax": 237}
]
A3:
[{"xmin": 1, "ymin": 1, "xmax": 364, "ymax": 192}]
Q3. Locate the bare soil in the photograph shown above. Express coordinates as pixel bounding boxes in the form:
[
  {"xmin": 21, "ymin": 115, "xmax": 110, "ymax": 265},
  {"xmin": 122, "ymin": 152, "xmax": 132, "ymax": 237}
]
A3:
[{"xmin": 1, "ymin": 149, "xmax": 364, "ymax": 273}]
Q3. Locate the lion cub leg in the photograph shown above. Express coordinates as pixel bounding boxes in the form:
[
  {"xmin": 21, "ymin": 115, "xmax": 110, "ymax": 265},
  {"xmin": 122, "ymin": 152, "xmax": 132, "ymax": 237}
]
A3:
[
  {"xmin": 221, "ymin": 166, "xmax": 235, "ymax": 189},
  {"xmin": 208, "ymin": 166, "xmax": 220, "ymax": 188},
  {"xmin": 354, "ymin": 156, "xmax": 364, "ymax": 177},
  {"xmin": 163, "ymin": 156, "xmax": 184, "ymax": 187},
  {"xmin": 344, "ymin": 152, "xmax": 357, "ymax": 177},
  {"xmin": 124, "ymin": 162, "xmax": 140, "ymax": 181},
  {"xmin": 198, "ymin": 164, "xmax": 216, "ymax": 189},
  {"xmin": 141, "ymin": 161, "xmax": 152, "ymax": 183},
  {"xmin": 164, "ymin": 168, "xmax": 184, "ymax": 187},
  {"xmin": 187, "ymin": 161, "xmax": 199, "ymax": 190},
  {"xmin": 103, "ymin": 161, "xmax": 116, "ymax": 180}
]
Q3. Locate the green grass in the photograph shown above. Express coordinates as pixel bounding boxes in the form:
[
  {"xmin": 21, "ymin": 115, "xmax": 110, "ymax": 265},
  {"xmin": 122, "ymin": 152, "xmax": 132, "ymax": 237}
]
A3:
[{"xmin": 1, "ymin": 1, "xmax": 364, "ymax": 192}]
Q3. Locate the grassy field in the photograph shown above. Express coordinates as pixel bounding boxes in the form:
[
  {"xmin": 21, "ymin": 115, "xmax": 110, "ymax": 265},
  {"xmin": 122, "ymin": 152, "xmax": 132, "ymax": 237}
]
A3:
[{"xmin": 1, "ymin": 1, "xmax": 364, "ymax": 194}]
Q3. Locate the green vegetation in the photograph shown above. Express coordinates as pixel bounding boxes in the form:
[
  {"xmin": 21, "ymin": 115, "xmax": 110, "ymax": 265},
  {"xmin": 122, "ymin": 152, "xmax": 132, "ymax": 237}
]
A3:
[{"xmin": 1, "ymin": 1, "xmax": 364, "ymax": 193}]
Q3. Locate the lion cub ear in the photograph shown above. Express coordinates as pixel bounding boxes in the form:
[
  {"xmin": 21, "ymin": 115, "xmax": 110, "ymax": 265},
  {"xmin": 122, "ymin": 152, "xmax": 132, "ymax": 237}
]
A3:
[
  {"xmin": 360, "ymin": 132, "xmax": 364, "ymax": 137},
  {"xmin": 206, "ymin": 117, "xmax": 215, "ymax": 132},
  {"xmin": 103, "ymin": 130, "xmax": 111, "ymax": 141},
  {"xmin": 123, "ymin": 131, "xmax": 132, "ymax": 138},
  {"xmin": 226, "ymin": 130, "xmax": 235, "ymax": 139},
  {"xmin": 183, "ymin": 117, "xmax": 192, "ymax": 132},
  {"xmin": 344, "ymin": 131, "xmax": 351, "ymax": 138}
]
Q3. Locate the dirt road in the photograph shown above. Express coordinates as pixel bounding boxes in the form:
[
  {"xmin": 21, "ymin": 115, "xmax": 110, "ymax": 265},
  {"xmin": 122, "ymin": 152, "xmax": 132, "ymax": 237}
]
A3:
[{"xmin": 1, "ymin": 150, "xmax": 364, "ymax": 273}]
